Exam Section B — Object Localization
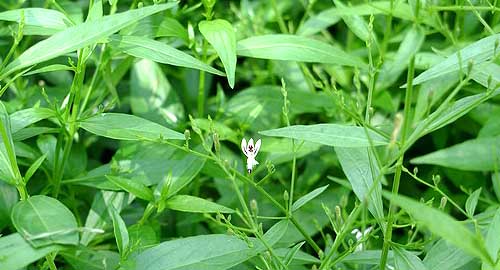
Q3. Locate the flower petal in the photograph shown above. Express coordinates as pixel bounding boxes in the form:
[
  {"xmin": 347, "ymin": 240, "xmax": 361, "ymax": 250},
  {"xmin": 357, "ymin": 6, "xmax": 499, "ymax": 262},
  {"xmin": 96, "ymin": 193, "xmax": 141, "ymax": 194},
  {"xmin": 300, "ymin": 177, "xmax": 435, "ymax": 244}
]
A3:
[
  {"xmin": 254, "ymin": 139, "xmax": 261, "ymax": 155},
  {"xmin": 241, "ymin": 138, "xmax": 248, "ymax": 156},
  {"xmin": 248, "ymin": 138, "xmax": 254, "ymax": 149}
]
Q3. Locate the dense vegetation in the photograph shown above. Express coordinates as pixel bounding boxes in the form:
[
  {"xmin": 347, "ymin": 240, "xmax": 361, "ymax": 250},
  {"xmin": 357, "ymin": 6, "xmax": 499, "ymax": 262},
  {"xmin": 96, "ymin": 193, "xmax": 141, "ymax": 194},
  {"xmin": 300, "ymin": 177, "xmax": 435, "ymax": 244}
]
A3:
[{"xmin": 0, "ymin": 0, "xmax": 499, "ymax": 269}]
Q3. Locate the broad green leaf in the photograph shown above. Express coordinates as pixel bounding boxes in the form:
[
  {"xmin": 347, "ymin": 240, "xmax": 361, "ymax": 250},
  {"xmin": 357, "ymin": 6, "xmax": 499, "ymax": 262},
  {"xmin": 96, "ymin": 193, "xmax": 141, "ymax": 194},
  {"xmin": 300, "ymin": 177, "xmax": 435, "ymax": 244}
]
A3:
[
  {"xmin": 292, "ymin": 184, "xmax": 329, "ymax": 212},
  {"xmin": 260, "ymin": 124, "xmax": 388, "ymax": 147},
  {"xmin": 465, "ymin": 188, "xmax": 482, "ymax": 217},
  {"xmin": 0, "ymin": 8, "xmax": 72, "ymax": 35},
  {"xmin": 377, "ymin": 26, "xmax": 425, "ymax": 89},
  {"xmin": 109, "ymin": 35, "xmax": 225, "ymax": 76},
  {"xmin": 1, "ymin": 3, "xmax": 177, "ymax": 78},
  {"xmin": 479, "ymin": 114, "xmax": 500, "ymax": 138},
  {"xmin": 80, "ymin": 113, "xmax": 184, "ymax": 141},
  {"xmin": 261, "ymin": 138, "xmax": 321, "ymax": 165},
  {"xmin": 0, "ymin": 233, "xmax": 63, "ymax": 270},
  {"xmin": 237, "ymin": 35, "xmax": 366, "ymax": 68},
  {"xmin": 62, "ymin": 248, "xmax": 120, "ymax": 270},
  {"xmin": 199, "ymin": 19, "xmax": 237, "ymax": 88},
  {"xmin": 109, "ymin": 206, "xmax": 129, "ymax": 256},
  {"xmin": 393, "ymin": 246, "xmax": 428, "ymax": 270},
  {"xmin": 165, "ymin": 195, "xmax": 234, "ymax": 213},
  {"xmin": 335, "ymin": 147, "xmax": 385, "ymax": 227},
  {"xmin": 132, "ymin": 234, "xmax": 263, "ymax": 270},
  {"xmin": 423, "ymin": 239, "xmax": 473, "ymax": 270},
  {"xmin": 410, "ymin": 34, "xmax": 500, "ymax": 86},
  {"xmin": 11, "ymin": 195, "xmax": 79, "ymax": 247},
  {"xmin": 0, "ymin": 102, "xmax": 18, "ymax": 184},
  {"xmin": 10, "ymin": 107, "xmax": 54, "ymax": 134},
  {"xmin": 485, "ymin": 208, "xmax": 500, "ymax": 267},
  {"xmin": 121, "ymin": 15, "xmax": 188, "ymax": 42},
  {"xmin": 130, "ymin": 59, "xmax": 184, "ymax": 129},
  {"xmin": 106, "ymin": 175, "xmax": 154, "ymax": 201},
  {"xmin": 384, "ymin": 192, "xmax": 493, "ymax": 264},
  {"xmin": 411, "ymin": 136, "xmax": 500, "ymax": 171}
]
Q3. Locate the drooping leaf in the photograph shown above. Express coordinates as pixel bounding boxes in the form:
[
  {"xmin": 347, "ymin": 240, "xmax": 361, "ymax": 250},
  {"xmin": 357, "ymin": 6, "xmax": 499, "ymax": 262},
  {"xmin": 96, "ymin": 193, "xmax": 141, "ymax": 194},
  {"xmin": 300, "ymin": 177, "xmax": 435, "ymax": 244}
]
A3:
[
  {"xmin": 109, "ymin": 35, "xmax": 225, "ymax": 76},
  {"xmin": 411, "ymin": 136, "xmax": 500, "ymax": 171},
  {"xmin": 108, "ymin": 206, "xmax": 129, "ymax": 256},
  {"xmin": 80, "ymin": 113, "xmax": 184, "ymax": 141},
  {"xmin": 199, "ymin": 19, "xmax": 237, "ymax": 88},
  {"xmin": 1, "ymin": 3, "xmax": 177, "ymax": 78},
  {"xmin": 384, "ymin": 192, "xmax": 493, "ymax": 264},
  {"xmin": 11, "ymin": 195, "xmax": 79, "ymax": 247},
  {"xmin": 260, "ymin": 124, "xmax": 388, "ymax": 147},
  {"xmin": 165, "ymin": 195, "xmax": 235, "ymax": 213},
  {"xmin": 237, "ymin": 34, "xmax": 367, "ymax": 68},
  {"xmin": 335, "ymin": 147, "xmax": 385, "ymax": 228}
]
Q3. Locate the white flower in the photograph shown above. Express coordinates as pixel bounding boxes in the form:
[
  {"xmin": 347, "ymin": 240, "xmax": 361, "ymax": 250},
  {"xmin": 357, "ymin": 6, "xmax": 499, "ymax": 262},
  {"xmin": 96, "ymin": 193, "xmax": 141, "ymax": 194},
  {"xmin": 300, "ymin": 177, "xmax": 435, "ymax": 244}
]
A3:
[
  {"xmin": 241, "ymin": 138, "xmax": 261, "ymax": 173},
  {"xmin": 351, "ymin": 226, "xmax": 372, "ymax": 252}
]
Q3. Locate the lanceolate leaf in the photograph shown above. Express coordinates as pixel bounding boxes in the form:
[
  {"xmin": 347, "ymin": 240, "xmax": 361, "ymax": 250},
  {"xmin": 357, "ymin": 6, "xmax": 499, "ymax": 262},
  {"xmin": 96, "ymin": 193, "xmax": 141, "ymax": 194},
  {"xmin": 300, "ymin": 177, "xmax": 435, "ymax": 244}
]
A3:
[
  {"xmin": 292, "ymin": 185, "xmax": 329, "ymax": 212},
  {"xmin": 106, "ymin": 175, "xmax": 154, "ymax": 202},
  {"xmin": 109, "ymin": 35, "xmax": 225, "ymax": 76},
  {"xmin": 1, "ymin": 3, "xmax": 177, "ymax": 78},
  {"xmin": 393, "ymin": 246, "xmax": 428, "ymax": 270},
  {"xmin": 260, "ymin": 124, "xmax": 388, "ymax": 147},
  {"xmin": 410, "ymin": 34, "xmax": 500, "ymax": 86},
  {"xmin": 79, "ymin": 113, "xmax": 184, "ymax": 141},
  {"xmin": 165, "ymin": 195, "xmax": 235, "ymax": 213},
  {"xmin": 0, "ymin": 8, "xmax": 72, "ymax": 35},
  {"xmin": 237, "ymin": 34, "xmax": 367, "ymax": 68},
  {"xmin": 199, "ymin": 19, "xmax": 237, "ymax": 88},
  {"xmin": 411, "ymin": 136, "xmax": 500, "ymax": 171}
]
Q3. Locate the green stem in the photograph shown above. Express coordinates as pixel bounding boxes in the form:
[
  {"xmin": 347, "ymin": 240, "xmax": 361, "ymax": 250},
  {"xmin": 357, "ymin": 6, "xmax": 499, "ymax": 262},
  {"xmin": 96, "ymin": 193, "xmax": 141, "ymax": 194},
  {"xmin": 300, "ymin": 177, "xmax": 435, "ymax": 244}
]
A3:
[{"xmin": 380, "ymin": 56, "xmax": 415, "ymax": 269}]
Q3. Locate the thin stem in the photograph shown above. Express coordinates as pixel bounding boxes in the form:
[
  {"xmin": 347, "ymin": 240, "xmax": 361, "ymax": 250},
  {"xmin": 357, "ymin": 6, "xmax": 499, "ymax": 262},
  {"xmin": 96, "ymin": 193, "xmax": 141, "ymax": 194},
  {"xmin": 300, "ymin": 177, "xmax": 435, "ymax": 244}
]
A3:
[
  {"xmin": 271, "ymin": 0, "xmax": 288, "ymax": 33},
  {"xmin": 380, "ymin": 56, "xmax": 415, "ymax": 269}
]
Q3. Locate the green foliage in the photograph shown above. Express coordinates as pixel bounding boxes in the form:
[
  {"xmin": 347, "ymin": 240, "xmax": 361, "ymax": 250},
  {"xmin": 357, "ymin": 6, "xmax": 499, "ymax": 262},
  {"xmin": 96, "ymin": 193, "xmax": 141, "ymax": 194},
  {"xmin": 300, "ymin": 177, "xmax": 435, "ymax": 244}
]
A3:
[{"xmin": 0, "ymin": 0, "xmax": 499, "ymax": 269}]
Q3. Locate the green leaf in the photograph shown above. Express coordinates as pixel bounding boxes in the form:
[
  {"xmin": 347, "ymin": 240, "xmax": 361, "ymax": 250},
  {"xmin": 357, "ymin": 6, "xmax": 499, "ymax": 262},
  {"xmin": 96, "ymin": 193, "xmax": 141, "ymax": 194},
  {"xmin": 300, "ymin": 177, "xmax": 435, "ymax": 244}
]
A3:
[
  {"xmin": 384, "ymin": 192, "xmax": 493, "ymax": 265},
  {"xmin": 410, "ymin": 34, "xmax": 500, "ymax": 86},
  {"xmin": 130, "ymin": 59, "xmax": 185, "ymax": 129},
  {"xmin": 0, "ymin": 102, "xmax": 19, "ymax": 184},
  {"xmin": 336, "ymin": 147, "xmax": 385, "ymax": 228},
  {"xmin": 465, "ymin": 188, "xmax": 482, "ymax": 217},
  {"xmin": 10, "ymin": 107, "xmax": 54, "ymax": 134},
  {"xmin": 0, "ymin": 181, "xmax": 17, "ymax": 229},
  {"xmin": 61, "ymin": 248, "xmax": 120, "ymax": 270},
  {"xmin": 393, "ymin": 246, "xmax": 428, "ymax": 270},
  {"xmin": 105, "ymin": 175, "xmax": 154, "ymax": 202},
  {"xmin": 108, "ymin": 206, "xmax": 129, "ymax": 256},
  {"xmin": 132, "ymin": 234, "xmax": 263, "ymax": 270},
  {"xmin": 411, "ymin": 136, "xmax": 500, "ymax": 171},
  {"xmin": 292, "ymin": 185, "xmax": 329, "ymax": 212},
  {"xmin": 0, "ymin": 8, "xmax": 72, "ymax": 35},
  {"xmin": 80, "ymin": 113, "xmax": 184, "ymax": 141},
  {"xmin": 237, "ymin": 34, "xmax": 366, "ymax": 68},
  {"xmin": 263, "ymin": 220, "xmax": 289, "ymax": 246},
  {"xmin": 11, "ymin": 195, "xmax": 79, "ymax": 247},
  {"xmin": 24, "ymin": 64, "xmax": 74, "ymax": 76},
  {"xmin": 340, "ymin": 250, "xmax": 395, "ymax": 265},
  {"xmin": 332, "ymin": 0, "xmax": 375, "ymax": 44},
  {"xmin": 23, "ymin": 153, "xmax": 47, "ymax": 183},
  {"xmin": 377, "ymin": 26, "xmax": 425, "ymax": 89},
  {"xmin": 1, "ymin": 3, "xmax": 177, "ymax": 78},
  {"xmin": 109, "ymin": 35, "xmax": 225, "ymax": 76},
  {"xmin": 0, "ymin": 233, "xmax": 63, "ymax": 270},
  {"xmin": 165, "ymin": 195, "xmax": 234, "ymax": 213},
  {"xmin": 260, "ymin": 124, "xmax": 388, "ymax": 147},
  {"xmin": 199, "ymin": 19, "xmax": 237, "ymax": 88},
  {"xmin": 423, "ymin": 239, "xmax": 473, "ymax": 270},
  {"xmin": 485, "ymin": 208, "xmax": 500, "ymax": 265}
]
